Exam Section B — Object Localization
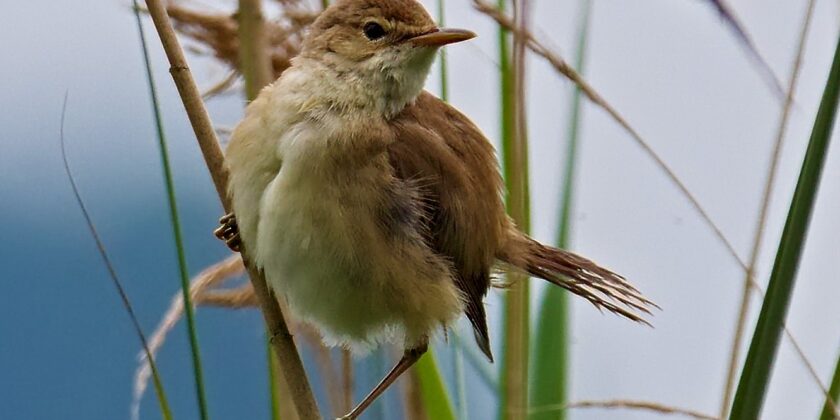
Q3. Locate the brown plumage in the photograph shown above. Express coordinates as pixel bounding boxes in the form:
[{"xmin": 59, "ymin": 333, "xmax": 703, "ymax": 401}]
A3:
[
  {"xmin": 389, "ymin": 91, "xmax": 654, "ymax": 362},
  {"xmin": 217, "ymin": 0, "xmax": 654, "ymax": 417},
  {"xmin": 389, "ymin": 91, "xmax": 507, "ymax": 360}
]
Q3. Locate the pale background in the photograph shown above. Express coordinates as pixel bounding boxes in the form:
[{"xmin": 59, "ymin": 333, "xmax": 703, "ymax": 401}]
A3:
[{"xmin": 1, "ymin": 0, "xmax": 838, "ymax": 419}]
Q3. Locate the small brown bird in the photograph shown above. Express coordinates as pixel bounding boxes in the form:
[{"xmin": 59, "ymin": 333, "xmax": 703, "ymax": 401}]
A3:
[{"xmin": 216, "ymin": 0, "xmax": 654, "ymax": 418}]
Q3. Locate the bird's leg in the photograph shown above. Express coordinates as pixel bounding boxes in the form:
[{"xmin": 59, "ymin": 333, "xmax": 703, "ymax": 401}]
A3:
[
  {"xmin": 338, "ymin": 342, "xmax": 428, "ymax": 420},
  {"xmin": 213, "ymin": 212, "xmax": 241, "ymax": 252}
]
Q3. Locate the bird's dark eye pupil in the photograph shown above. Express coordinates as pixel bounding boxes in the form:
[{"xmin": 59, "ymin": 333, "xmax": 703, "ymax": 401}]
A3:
[{"xmin": 363, "ymin": 22, "xmax": 386, "ymax": 40}]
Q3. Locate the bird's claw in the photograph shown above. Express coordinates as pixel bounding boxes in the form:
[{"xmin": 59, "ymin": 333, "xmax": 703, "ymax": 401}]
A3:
[{"xmin": 214, "ymin": 212, "xmax": 242, "ymax": 252}]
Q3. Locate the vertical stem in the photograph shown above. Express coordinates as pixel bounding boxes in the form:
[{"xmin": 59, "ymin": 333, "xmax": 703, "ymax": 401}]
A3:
[
  {"xmin": 719, "ymin": 1, "xmax": 817, "ymax": 417},
  {"xmin": 137, "ymin": 1, "xmax": 211, "ymax": 415},
  {"xmin": 403, "ymin": 368, "xmax": 428, "ymax": 420},
  {"xmin": 820, "ymin": 353, "xmax": 840, "ymax": 420},
  {"xmin": 499, "ymin": 0, "xmax": 531, "ymax": 418},
  {"xmin": 162, "ymin": 72, "xmax": 212, "ymax": 420},
  {"xmin": 414, "ymin": 351, "xmax": 457, "ymax": 420},
  {"xmin": 729, "ymin": 32, "xmax": 840, "ymax": 420},
  {"xmin": 238, "ymin": 0, "xmax": 273, "ymax": 100},
  {"xmin": 267, "ymin": 341, "xmax": 281, "ymax": 420},
  {"xmin": 127, "ymin": 4, "xmax": 177, "ymax": 419},
  {"xmin": 529, "ymin": 1, "xmax": 591, "ymax": 419},
  {"xmin": 142, "ymin": 0, "xmax": 320, "ymax": 417}
]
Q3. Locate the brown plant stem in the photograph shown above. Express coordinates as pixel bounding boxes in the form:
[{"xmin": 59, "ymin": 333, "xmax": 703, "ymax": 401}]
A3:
[
  {"xmin": 530, "ymin": 399, "xmax": 717, "ymax": 420},
  {"xmin": 141, "ymin": 1, "xmax": 320, "ymax": 418},
  {"xmin": 196, "ymin": 284, "xmax": 258, "ymax": 307},
  {"xmin": 719, "ymin": 0, "xmax": 818, "ymax": 417},
  {"xmin": 238, "ymin": 0, "xmax": 273, "ymax": 100},
  {"xmin": 403, "ymin": 367, "xmax": 429, "ymax": 420},
  {"xmin": 201, "ymin": 70, "xmax": 239, "ymax": 100}
]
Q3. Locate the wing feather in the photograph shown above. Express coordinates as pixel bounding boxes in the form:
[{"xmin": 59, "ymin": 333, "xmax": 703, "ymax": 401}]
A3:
[{"xmin": 387, "ymin": 91, "xmax": 506, "ymax": 361}]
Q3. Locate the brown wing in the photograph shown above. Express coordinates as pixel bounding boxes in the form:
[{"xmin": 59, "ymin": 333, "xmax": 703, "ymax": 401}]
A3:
[{"xmin": 387, "ymin": 91, "xmax": 507, "ymax": 361}]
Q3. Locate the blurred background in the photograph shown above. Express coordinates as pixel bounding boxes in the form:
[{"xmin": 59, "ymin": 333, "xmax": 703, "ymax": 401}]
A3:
[{"xmin": 1, "ymin": 0, "xmax": 839, "ymax": 419}]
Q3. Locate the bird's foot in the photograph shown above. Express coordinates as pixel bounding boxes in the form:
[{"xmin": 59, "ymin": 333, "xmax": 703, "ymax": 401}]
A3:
[{"xmin": 214, "ymin": 212, "xmax": 241, "ymax": 252}]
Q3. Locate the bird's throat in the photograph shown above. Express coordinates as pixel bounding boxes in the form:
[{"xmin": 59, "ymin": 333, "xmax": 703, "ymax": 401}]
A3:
[{"xmin": 292, "ymin": 47, "xmax": 437, "ymax": 118}]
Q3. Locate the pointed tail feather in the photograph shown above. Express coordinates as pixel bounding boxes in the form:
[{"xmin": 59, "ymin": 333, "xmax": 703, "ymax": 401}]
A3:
[{"xmin": 498, "ymin": 231, "xmax": 657, "ymax": 324}]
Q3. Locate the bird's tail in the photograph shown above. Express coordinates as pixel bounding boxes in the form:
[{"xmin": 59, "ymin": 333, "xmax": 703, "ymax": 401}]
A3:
[{"xmin": 497, "ymin": 230, "xmax": 657, "ymax": 324}]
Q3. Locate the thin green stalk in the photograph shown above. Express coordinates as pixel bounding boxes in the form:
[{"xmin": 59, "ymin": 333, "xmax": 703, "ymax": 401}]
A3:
[
  {"xmin": 414, "ymin": 350, "xmax": 457, "ymax": 420},
  {"xmin": 529, "ymin": 1, "xmax": 591, "ymax": 418},
  {"xmin": 132, "ymin": 2, "xmax": 208, "ymax": 418},
  {"xmin": 499, "ymin": 0, "xmax": 532, "ymax": 418},
  {"xmin": 436, "ymin": 0, "xmax": 468, "ymax": 416},
  {"xmin": 729, "ymin": 32, "xmax": 840, "ymax": 420},
  {"xmin": 61, "ymin": 94, "xmax": 173, "ymax": 420},
  {"xmin": 321, "ymin": 0, "xmax": 330, "ymax": 10},
  {"xmin": 820, "ymin": 353, "xmax": 840, "ymax": 420}
]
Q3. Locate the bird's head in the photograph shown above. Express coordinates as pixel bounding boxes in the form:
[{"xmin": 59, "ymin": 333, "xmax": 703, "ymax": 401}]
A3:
[{"xmin": 298, "ymin": 0, "xmax": 475, "ymax": 116}]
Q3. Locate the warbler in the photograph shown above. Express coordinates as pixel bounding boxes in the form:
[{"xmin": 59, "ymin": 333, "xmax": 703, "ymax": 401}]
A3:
[{"xmin": 216, "ymin": 0, "xmax": 654, "ymax": 417}]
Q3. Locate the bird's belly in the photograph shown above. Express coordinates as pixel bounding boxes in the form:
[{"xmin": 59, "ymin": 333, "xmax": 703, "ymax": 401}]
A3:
[{"xmin": 253, "ymin": 169, "xmax": 456, "ymax": 350}]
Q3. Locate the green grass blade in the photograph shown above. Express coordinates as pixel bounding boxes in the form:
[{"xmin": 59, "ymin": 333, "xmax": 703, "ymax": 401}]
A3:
[
  {"xmin": 131, "ymin": 2, "xmax": 209, "ymax": 418},
  {"xmin": 499, "ymin": 0, "xmax": 532, "ymax": 418},
  {"xmin": 267, "ymin": 336, "xmax": 281, "ymax": 420},
  {"xmin": 414, "ymin": 350, "xmax": 457, "ymax": 420},
  {"xmin": 497, "ymin": 2, "xmax": 514, "ymax": 418},
  {"xmin": 820, "ymin": 353, "xmax": 840, "ymax": 419},
  {"xmin": 529, "ymin": 1, "xmax": 592, "ymax": 418},
  {"xmin": 129, "ymin": 7, "xmax": 178, "ymax": 420},
  {"xmin": 728, "ymin": 33, "xmax": 840, "ymax": 420}
]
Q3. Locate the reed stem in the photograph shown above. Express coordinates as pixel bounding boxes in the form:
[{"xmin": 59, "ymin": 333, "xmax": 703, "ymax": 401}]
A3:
[
  {"xmin": 718, "ymin": 0, "xmax": 817, "ymax": 416},
  {"xmin": 142, "ymin": 1, "xmax": 320, "ymax": 417},
  {"xmin": 499, "ymin": 0, "xmax": 532, "ymax": 418}
]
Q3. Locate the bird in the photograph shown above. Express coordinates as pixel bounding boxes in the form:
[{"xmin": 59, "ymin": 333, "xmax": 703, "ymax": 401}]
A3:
[{"xmin": 215, "ymin": 0, "xmax": 655, "ymax": 418}]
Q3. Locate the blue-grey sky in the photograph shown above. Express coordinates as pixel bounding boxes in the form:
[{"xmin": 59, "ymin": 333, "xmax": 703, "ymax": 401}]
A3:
[{"xmin": 1, "ymin": 0, "xmax": 838, "ymax": 419}]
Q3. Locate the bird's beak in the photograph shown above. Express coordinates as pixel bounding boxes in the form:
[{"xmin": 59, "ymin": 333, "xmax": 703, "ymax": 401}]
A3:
[{"xmin": 409, "ymin": 28, "xmax": 476, "ymax": 47}]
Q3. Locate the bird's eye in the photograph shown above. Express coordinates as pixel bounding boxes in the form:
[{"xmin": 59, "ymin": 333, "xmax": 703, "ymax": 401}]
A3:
[{"xmin": 363, "ymin": 22, "xmax": 387, "ymax": 41}]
